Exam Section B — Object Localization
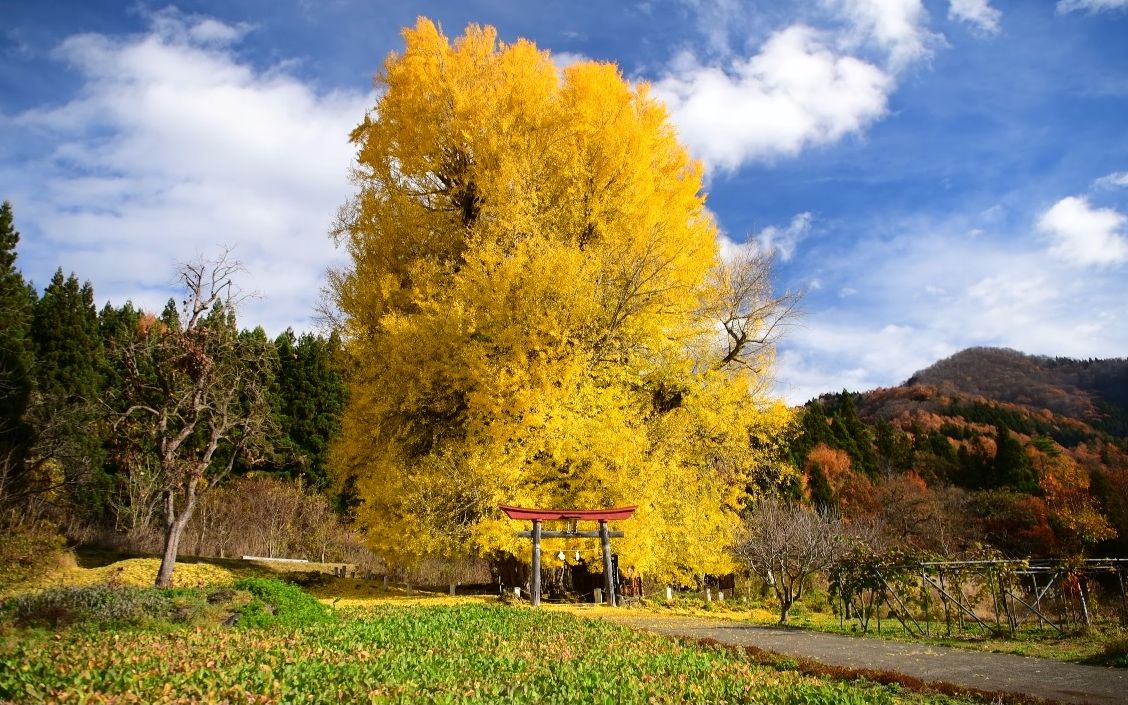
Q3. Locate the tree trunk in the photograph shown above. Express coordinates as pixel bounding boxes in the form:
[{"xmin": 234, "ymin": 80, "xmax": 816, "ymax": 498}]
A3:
[
  {"xmin": 779, "ymin": 586, "xmax": 793, "ymax": 624},
  {"xmin": 156, "ymin": 520, "xmax": 183, "ymax": 587},
  {"xmin": 777, "ymin": 575, "xmax": 796, "ymax": 624},
  {"xmin": 155, "ymin": 483, "xmax": 200, "ymax": 588}
]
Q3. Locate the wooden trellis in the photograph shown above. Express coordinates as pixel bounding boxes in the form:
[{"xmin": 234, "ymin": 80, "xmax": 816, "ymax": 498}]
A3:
[{"xmin": 834, "ymin": 558, "xmax": 1128, "ymax": 636}]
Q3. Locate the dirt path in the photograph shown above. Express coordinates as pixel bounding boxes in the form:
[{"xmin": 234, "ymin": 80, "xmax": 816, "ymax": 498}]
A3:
[{"xmin": 598, "ymin": 613, "xmax": 1125, "ymax": 705}]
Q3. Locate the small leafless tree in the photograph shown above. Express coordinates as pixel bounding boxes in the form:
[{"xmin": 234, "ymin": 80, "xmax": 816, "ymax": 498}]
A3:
[
  {"xmin": 706, "ymin": 251, "xmax": 802, "ymax": 373},
  {"xmin": 108, "ymin": 253, "xmax": 275, "ymax": 587},
  {"xmin": 736, "ymin": 497, "xmax": 852, "ymax": 624}
]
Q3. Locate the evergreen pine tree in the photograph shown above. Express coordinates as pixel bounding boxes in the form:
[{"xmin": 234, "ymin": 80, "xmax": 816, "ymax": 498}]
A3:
[
  {"xmin": 785, "ymin": 401, "xmax": 834, "ymax": 468},
  {"xmin": 32, "ymin": 270, "xmax": 104, "ymax": 405},
  {"xmin": 0, "ymin": 201, "xmax": 37, "ymax": 505},
  {"xmin": 992, "ymin": 424, "xmax": 1037, "ymax": 492},
  {"xmin": 159, "ymin": 298, "xmax": 181, "ymax": 331},
  {"xmin": 836, "ymin": 391, "xmax": 878, "ymax": 475},
  {"xmin": 874, "ymin": 417, "xmax": 912, "ymax": 477},
  {"xmin": 30, "ymin": 270, "xmax": 109, "ymax": 518},
  {"xmin": 807, "ymin": 463, "xmax": 836, "ymax": 512},
  {"xmin": 271, "ymin": 329, "xmax": 347, "ymax": 488}
]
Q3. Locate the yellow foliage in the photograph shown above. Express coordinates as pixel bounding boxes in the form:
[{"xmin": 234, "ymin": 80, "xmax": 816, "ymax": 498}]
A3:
[
  {"xmin": 5, "ymin": 558, "xmax": 243, "ymax": 596},
  {"xmin": 330, "ymin": 19, "xmax": 796, "ymax": 582}
]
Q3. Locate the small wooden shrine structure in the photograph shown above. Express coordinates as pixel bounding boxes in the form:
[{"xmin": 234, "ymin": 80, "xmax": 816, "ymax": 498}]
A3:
[{"xmin": 499, "ymin": 504, "xmax": 636, "ymax": 607}]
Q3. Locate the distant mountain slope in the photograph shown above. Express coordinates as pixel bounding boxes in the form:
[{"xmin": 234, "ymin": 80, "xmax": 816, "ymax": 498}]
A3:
[
  {"xmin": 793, "ymin": 348, "xmax": 1128, "ymax": 558},
  {"xmin": 903, "ymin": 347, "xmax": 1128, "ymax": 437}
]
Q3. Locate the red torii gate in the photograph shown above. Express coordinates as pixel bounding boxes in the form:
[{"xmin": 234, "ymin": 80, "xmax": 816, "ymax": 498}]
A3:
[{"xmin": 500, "ymin": 505, "xmax": 637, "ymax": 607}]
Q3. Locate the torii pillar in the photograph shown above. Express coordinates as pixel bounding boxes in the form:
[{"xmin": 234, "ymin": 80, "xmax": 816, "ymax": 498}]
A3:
[{"xmin": 500, "ymin": 505, "xmax": 637, "ymax": 607}]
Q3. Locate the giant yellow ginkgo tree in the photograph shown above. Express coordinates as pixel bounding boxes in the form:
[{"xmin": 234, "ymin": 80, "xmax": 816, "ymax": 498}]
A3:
[{"xmin": 329, "ymin": 18, "xmax": 797, "ymax": 582}]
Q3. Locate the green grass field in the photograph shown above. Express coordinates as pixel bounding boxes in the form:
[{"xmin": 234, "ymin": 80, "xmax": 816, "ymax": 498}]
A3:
[
  {"xmin": 2, "ymin": 599, "xmax": 988, "ymax": 705},
  {"xmin": 2, "ymin": 554, "xmax": 1111, "ymax": 703}
]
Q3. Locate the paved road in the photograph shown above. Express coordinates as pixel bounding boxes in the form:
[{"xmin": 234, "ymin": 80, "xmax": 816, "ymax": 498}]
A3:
[{"xmin": 599, "ymin": 614, "xmax": 1126, "ymax": 705}]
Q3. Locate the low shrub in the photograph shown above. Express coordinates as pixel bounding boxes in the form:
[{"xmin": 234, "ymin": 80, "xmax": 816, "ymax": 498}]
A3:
[
  {"xmin": 1, "ymin": 585, "xmax": 173, "ymax": 628},
  {"xmin": 232, "ymin": 577, "xmax": 332, "ymax": 628}
]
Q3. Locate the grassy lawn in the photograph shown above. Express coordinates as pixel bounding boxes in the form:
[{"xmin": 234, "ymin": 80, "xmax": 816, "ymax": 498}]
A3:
[
  {"xmin": 2, "ymin": 598, "xmax": 989, "ymax": 705},
  {"xmin": 1, "ymin": 555, "xmax": 1118, "ymax": 703},
  {"xmin": 12, "ymin": 554, "xmax": 1122, "ymax": 668},
  {"xmin": 0, "ymin": 557, "xmax": 1001, "ymax": 704}
]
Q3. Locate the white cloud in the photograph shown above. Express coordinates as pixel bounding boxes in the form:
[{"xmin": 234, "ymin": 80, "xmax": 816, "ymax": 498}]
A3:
[
  {"xmin": 718, "ymin": 212, "xmax": 813, "ymax": 261},
  {"xmin": 552, "ymin": 51, "xmax": 592, "ymax": 70},
  {"xmin": 652, "ymin": 0, "xmax": 941, "ymax": 172},
  {"xmin": 948, "ymin": 0, "xmax": 1002, "ymax": 35},
  {"xmin": 754, "ymin": 212, "xmax": 813, "ymax": 261},
  {"xmin": 6, "ymin": 12, "xmax": 370, "ymax": 333},
  {"xmin": 1057, "ymin": 0, "xmax": 1128, "ymax": 14},
  {"xmin": 149, "ymin": 7, "xmax": 253, "ymax": 46},
  {"xmin": 680, "ymin": 0, "xmax": 745, "ymax": 57},
  {"xmin": 1094, "ymin": 171, "xmax": 1128, "ymax": 189},
  {"xmin": 654, "ymin": 27, "xmax": 891, "ymax": 170},
  {"xmin": 828, "ymin": 0, "xmax": 935, "ymax": 70},
  {"xmin": 1038, "ymin": 196, "xmax": 1128, "ymax": 266}
]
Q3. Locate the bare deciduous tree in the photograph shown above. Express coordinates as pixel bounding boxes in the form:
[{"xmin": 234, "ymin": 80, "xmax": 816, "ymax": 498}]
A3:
[
  {"xmin": 108, "ymin": 253, "xmax": 275, "ymax": 587},
  {"xmin": 706, "ymin": 251, "xmax": 802, "ymax": 372},
  {"xmin": 736, "ymin": 497, "xmax": 852, "ymax": 624}
]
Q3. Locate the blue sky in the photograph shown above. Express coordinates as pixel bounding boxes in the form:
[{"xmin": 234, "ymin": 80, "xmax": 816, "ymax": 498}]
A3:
[{"xmin": 2, "ymin": 0, "xmax": 1126, "ymax": 403}]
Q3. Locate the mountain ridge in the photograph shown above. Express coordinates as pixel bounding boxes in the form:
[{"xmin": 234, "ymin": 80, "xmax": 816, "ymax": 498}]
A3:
[
  {"xmin": 902, "ymin": 346, "xmax": 1128, "ymax": 425},
  {"xmin": 792, "ymin": 346, "xmax": 1128, "ymax": 558}
]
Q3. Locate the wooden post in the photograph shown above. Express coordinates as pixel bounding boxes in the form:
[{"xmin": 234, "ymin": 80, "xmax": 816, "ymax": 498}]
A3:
[
  {"xmin": 1079, "ymin": 577, "xmax": 1091, "ymax": 627},
  {"xmin": 599, "ymin": 520, "xmax": 616, "ymax": 607},
  {"xmin": 990, "ymin": 569, "xmax": 1002, "ymax": 630},
  {"xmin": 1031, "ymin": 573, "xmax": 1044, "ymax": 629},
  {"xmin": 1117, "ymin": 569, "xmax": 1127, "ymax": 617},
  {"xmin": 531, "ymin": 519, "xmax": 542, "ymax": 607}
]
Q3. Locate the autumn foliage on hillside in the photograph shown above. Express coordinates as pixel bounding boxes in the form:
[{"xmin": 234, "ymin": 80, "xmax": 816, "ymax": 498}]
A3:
[{"xmin": 790, "ymin": 348, "xmax": 1128, "ymax": 558}]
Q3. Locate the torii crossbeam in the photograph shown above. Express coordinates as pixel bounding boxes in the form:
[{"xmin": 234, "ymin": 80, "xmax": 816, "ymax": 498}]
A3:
[{"xmin": 500, "ymin": 504, "xmax": 637, "ymax": 607}]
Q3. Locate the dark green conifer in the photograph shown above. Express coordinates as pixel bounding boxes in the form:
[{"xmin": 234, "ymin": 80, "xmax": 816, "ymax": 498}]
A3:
[
  {"xmin": 32, "ymin": 269, "xmax": 104, "ymax": 405},
  {"xmin": 270, "ymin": 329, "xmax": 347, "ymax": 488},
  {"xmin": 992, "ymin": 424, "xmax": 1037, "ymax": 492},
  {"xmin": 807, "ymin": 463, "xmax": 836, "ymax": 512},
  {"xmin": 0, "ymin": 201, "xmax": 36, "ymax": 504}
]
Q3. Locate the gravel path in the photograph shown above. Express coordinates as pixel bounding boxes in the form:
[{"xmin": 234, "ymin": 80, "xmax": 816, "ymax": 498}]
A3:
[{"xmin": 599, "ymin": 613, "xmax": 1125, "ymax": 705}]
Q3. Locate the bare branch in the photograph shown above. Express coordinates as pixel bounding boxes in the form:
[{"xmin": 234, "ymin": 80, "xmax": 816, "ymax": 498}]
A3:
[{"xmin": 705, "ymin": 251, "xmax": 803, "ymax": 372}]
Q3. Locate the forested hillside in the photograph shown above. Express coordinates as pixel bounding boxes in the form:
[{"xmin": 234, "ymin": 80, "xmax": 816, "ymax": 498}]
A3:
[
  {"xmin": 0, "ymin": 201, "xmax": 367, "ymax": 588},
  {"xmin": 789, "ymin": 347, "xmax": 1128, "ymax": 558}
]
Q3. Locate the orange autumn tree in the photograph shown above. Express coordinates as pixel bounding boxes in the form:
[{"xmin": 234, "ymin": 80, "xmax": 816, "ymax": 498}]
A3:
[
  {"xmin": 328, "ymin": 19, "xmax": 795, "ymax": 582},
  {"xmin": 1029, "ymin": 442, "xmax": 1115, "ymax": 552}
]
